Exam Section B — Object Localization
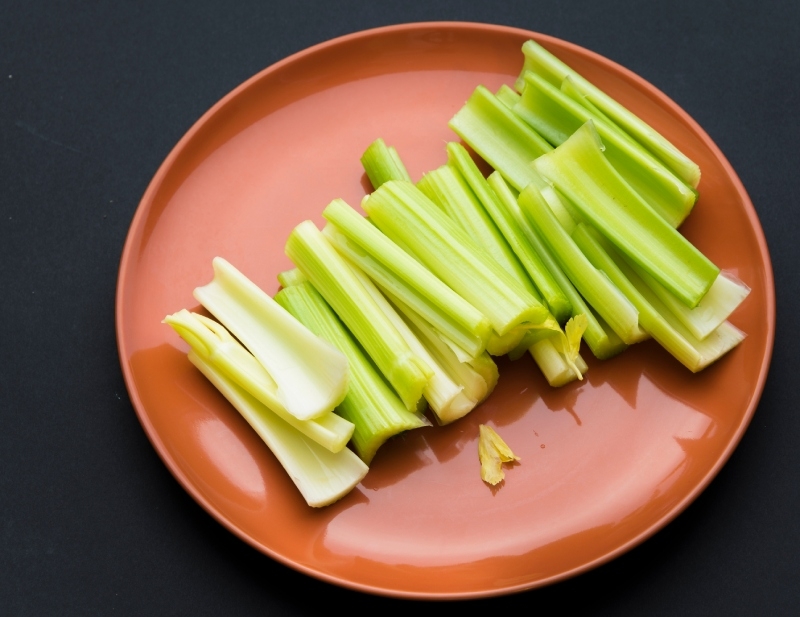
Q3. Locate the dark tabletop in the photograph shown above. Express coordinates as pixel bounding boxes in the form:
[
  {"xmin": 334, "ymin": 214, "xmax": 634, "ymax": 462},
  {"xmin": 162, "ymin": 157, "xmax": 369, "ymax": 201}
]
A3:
[{"xmin": 2, "ymin": 0, "xmax": 798, "ymax": 614}]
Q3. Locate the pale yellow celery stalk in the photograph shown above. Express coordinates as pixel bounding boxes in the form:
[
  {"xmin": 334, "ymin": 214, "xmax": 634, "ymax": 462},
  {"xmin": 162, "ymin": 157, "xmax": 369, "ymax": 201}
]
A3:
[
  {"xmin": 164, "ymin": 310, "xmax": 354, "ymax": 452},
  {"xmin": 188, "ymin": 351, "xmax": 367, "ymax": 508},
  {"xmin": 193, "ymin": 257, "xmax": 349, "ymax": 421},
  {"xmin": 529, "ymin": 337, "xmax": 589, "ymax": 387}
]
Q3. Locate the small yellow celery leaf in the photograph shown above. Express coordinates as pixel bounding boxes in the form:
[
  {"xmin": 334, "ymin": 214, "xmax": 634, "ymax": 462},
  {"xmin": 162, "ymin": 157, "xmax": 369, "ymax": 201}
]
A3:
[
  {"xmin": 554, "ymin": 314, "xmax": 588, "ymax": 380},
  {"xmin": 478, "ymin": 424, "xmax": 520, "ymax": 485}
]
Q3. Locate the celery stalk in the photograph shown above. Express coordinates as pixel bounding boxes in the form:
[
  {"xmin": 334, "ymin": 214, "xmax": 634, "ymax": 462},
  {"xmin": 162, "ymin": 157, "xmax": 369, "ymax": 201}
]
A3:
[
  {"xmin": 164, "ymin": 310, "xmax": 354, "ymax": 452},
  {"xmin": 362, "ymin": 180, "xmax": 550, "ymax": 336},
  {"xmin": 514, "ymin": 72, "xmax": 696, "ymax": 228},
  {"xmin": 386, "ymin": 289, "xmax": 498, "ymax": 406},
  {"xmin": 448, "ymin": 85, "xmax": 551, "ymax": 191},
  {"xmin": 193, "ymin": 257, "xmax": 349, "ymax": 421},
  {"xmin": 446, "ymin": 142, "xmax": 572, "ymax": 323},
  {"xmin": 518, "ymin": 182, "xmax": 647, "ymax": 345},
  {"xmin": 321, "ymin": 199, "xmax": 492, "ymax": 358},
  {"xmin": 277, "ymin": 268, "xmax": 307, "ymax": 288},
  {"xmin": 187, "ymin": 351, "xmax": 368, "ymax": 508},
  {"xmin": 572, "ymin": 224, "xmax": 745, "ymax": 371},
  {"xmin": 627, "ymin": 265, "xmax": 751, "ymax": 341},
  {"xmin": 516, "ymin": 39, "xmax": 701, "ymax": 188},
  {"xmin": 274, "ymin": 282, "xmax": 429, "ymax": 464},
  {"xmin": 361, "ymin": 138, "xmax": 412, "ymax": 190},
  {"xmin": 495, "ymin": 84, "xmax": 521, "ymax": 108},
  {"xmin": 417, "ymin": 164, "xmax": 537, "ymax": 297},
  {"xmin": 285, "ymin": 220, "xmax": 433, "ymax": 412},
  {"xmin": 346, "ymin": 262, "xmax": 476, "ymax": 424},
  {"xmin": 488, "ymin": 171, "xmax": 627, "ymax": 359},
  {"xmin": 529, "ymin": 337, "xmax": 589, "ymax": 387},
  {"xmin": 532, "ymin": 121, "xmax": 719, "ymax": 308}
]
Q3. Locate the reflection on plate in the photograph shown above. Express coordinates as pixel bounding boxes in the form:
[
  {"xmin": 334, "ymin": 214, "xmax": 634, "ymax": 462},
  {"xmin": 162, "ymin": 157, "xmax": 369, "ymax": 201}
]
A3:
[{"xmin": 115, "ymin": 23, "xmax": 774, "ymax": 599}]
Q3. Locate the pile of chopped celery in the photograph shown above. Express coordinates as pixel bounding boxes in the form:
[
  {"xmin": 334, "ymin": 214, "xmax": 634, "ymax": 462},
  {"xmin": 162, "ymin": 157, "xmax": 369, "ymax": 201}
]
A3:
[{"xmin": 162, "ymin": 39, "xmax": 749, "ymax": 508}]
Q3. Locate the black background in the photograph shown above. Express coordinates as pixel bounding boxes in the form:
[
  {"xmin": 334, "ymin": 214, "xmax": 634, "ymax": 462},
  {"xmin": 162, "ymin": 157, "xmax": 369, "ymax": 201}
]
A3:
[{"xmin": 2, "ymin": 0, "xmax": 797, "ymax": 614}]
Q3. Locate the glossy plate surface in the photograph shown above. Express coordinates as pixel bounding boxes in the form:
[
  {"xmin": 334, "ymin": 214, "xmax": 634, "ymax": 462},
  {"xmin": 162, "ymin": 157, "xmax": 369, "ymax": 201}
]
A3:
[{"xmin": 116, "ymin": 23, "xmax": 775, "ymax": 599}]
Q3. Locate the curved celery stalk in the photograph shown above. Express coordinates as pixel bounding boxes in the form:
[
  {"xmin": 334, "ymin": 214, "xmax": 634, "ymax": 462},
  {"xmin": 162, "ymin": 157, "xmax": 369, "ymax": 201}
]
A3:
[
  {"xmin": 533, "ymin": 121, "xmax": 719, "ymax": 308},
  {"xmin": 488, "ymin": 171, "xmax": 627, "ymax": 359},
  {"xmin": 164, "ymin": 310, "xmax": 354, "ymax": 452},
  {"xmin": 274, "ymin": 283, "xmax": 429, "ymax": 464},
  {"xmin": 572, "ymin": 224, "xmax": 745, "ymax": 371},
  {"xmin": 448, "ymin": 85, "xmax": 552, "ymax": 191},
  {"xmin": 361, "ymin": 138, "xmax": 412, "ymax": 190},
  {"xmin": 187, "ymin": 351, "xmax": 368, "ymax": 508},
  {"xmin": 362, "ymin": 180, "xmax": 549, "ymax": 336},
  {"xmin": 516, "ymin": 39, "xmax": 701, "ymax": 188},
  {"xmin": 417, "ymin": 164, "xmax": 537, "ymax": 298},
  {"xmin": 193, "ymin": 257, "xmax": 349, "ymax": 421},
  {"xmin": 515, "ymin": 72, "xmax": 696, "ymax": 228},
  {"xmin": 321, "ymin": 199, "xmax": 492, "ymax": 358},
  {"xmin": 518, "ymin": 182, "xmax": 647, "ymax": 345},
  {"xmin": 446, "ymin": 142, "xmax": 572, "ymax": 323},
  {"xmin": 285, "ymin": 220, "xmax": 432, "ymax": 412}
]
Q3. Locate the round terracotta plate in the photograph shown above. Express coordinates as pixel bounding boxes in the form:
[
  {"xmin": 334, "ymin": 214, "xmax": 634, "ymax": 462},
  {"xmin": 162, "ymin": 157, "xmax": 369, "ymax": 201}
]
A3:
[{"xmin": 116, "ymin": 23, "xmax": 775, "ymax": 599}]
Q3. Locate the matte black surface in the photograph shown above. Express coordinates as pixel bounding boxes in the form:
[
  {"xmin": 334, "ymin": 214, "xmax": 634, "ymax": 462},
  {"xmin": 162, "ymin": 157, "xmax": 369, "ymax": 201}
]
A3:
[{"xmin": 1, "ymin": 1, "xmax": 797, "ymax": 614}]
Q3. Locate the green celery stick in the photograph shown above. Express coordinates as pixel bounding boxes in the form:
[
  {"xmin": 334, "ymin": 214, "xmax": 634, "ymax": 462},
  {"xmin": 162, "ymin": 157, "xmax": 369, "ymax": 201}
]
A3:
[
  {"xmin": 446, "ymin": 142, "xmax": 572, "ymax": 323},
  {"xmin": 515, "ymin": 72, "xmax": 697, "ymax": 228},
  {"xmin": 285, "ymin": 220, "xmax": 432, "ymax": 412},
  {"xmin": 275, "ymin": 282, "xmax": 429, "ymax": 464},
  {"xmin": 277, "ymin": 268, "xmax": 307, "ymax": 287},
  {"xmin": 518, "ymin": 182, "xmax": 647, "ymax": 345},
  {"xmin": 533, "ymin": 121, "xmax": 719, "ymax": 308},
  {"xmin": 529, "ymin": 337, "xmax": 589, "ymax": 387},
  {"xmin": 321, "ymin": 198, "xmax": 492, "ymax": 358},
  {"xmin": 448, "ymin": 85, "xmax": 552, "ymax": 191},
  {"xmin": 516, "ymin": 39, "xmax": 701, "ymax": 188},
  {"xmin": 361, "ymin": 138, "xmax": 412, "ymax": 190},
  {"xmin": 625, "ymin": 263, "xmax": 750, "ymax": 341},
  {"xmin": 187, "ymin": 351, "xmax": 368, "ymax": 508},
  {"xmin": 164, "ymin": 310, "xmax": 354, "ymax": 453},
  {"xmin": 572, "ymin": 224, "xmax": 745, "ymax": 371},
  {"xmin": 193, "ymin": 257, "xmax": 349, "ymax": 421},
  {"xmin": 362, "ymin": 180, "xmax": 550, "ymax": 336},
  {"xmin": 417, "ymin": 164, "xmax": 537, "ymax": 298},
  {"xmin": 387, "ymin": 289, "xmax": 499, "ymax": 409},
  {"xmin": 346, "ymin": 262, "xmax": 477, "ymax": 424},
  {"xmin": 488, "ymin": 171, "xmax": 627, "ymax": 359},
  {"xmin": 495, "ymin": 83, "xmax": 521, "ymax": 108}
]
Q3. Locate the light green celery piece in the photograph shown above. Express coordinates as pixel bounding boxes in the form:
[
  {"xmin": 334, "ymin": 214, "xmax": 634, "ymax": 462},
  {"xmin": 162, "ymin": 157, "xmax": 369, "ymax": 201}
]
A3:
[
  {"xmin": 274, "ymin": 282, "xmax": 429, "ymax": 464},
  {"xmin": 518, "ymin": 181, "xmax": 647, "ymax": 345},
  {"xmin": 285, "ymin": 220, "xmax": 432, "ymax": 412},
  {"xmin": 321, "ymin": 199, "xmax": 492, "ymax": 358},
  {"xmin": 361, "ymin": 138, "xmax": 412, "ymax": 190},
  {"xmin": 530, "ymin": 337, "xmax": 588, "ymax": 387},
  {"xmin": 187, "ymin": 351, "xmax": 367, "ymax": 508},
  {"xmin": 515, "ymin": 72, "xmax": 696, "ymax": 228},
  {"xmin": 387, "ymin": 290, "xmax": 498, "ymax": 407},
  {"xmin": 488, "ymin": 171, "xmax": 626, "ymax": 359},
  {"xmin": 448, "ymin": 85, "xmax": 552, "ymax": 191},
  {"xmin": 572, "ymin": 224, "xmax": 745, "ymax": 371},
  {"xmin": 447, "ymin": 142, "xmax": 572, "ymax": 323},
  {"xmin": 417, "ymin": 165, "xmax": 537, "ymax": 298},
  {"xmin": 495, "ymin": 83, "xmax": 522, "ymax": 108},
  {"xmin": 277, "ymin": 268, "xmax": 307, "ymax": 288},
  {"xmin": 533, "ymin": 121, "xmax": 719, "ymax": 308},
  {"xmin": 362, "ymin": 180, "xmax": 550, "ymax": 336},
  {"xmin": 193, "ymin": 257, "xmax": 349, "ymax": 421},
  {"xmin": 346, "ymin": 262, "xmax": 475, "ymax": 424},
  {"xmin": 627, "ymin": 264, "xmax": 751, "ymax": 341},
  {"xmin": 486, "ymin": 327, "xmax": 528, "ymax": 356},
  {"xmin": 164, "ymin": 310, "xmax": 354, "ymax": 452},
  {"xmin": 516, "ymin": 39, "xmax": 701, "ymax": 188}
]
